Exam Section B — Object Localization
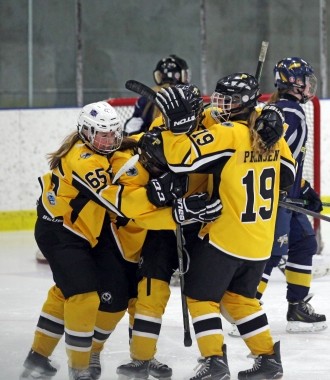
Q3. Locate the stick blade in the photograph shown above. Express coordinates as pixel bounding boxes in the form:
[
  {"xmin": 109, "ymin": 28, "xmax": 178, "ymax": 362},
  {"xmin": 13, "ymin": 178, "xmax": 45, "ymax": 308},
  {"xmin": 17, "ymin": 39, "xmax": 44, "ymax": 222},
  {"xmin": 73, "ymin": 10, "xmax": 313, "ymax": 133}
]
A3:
[
  {"xmin": 258, "ymin": 41, "xmax": 269, "ymax": 62},
  {"xmin": 184, "ymin": 332, "xmax": 193, "ymax": 347},
  {"xmin": 255, "ymin": 40, "xmax": 269, "ymax": 82}
]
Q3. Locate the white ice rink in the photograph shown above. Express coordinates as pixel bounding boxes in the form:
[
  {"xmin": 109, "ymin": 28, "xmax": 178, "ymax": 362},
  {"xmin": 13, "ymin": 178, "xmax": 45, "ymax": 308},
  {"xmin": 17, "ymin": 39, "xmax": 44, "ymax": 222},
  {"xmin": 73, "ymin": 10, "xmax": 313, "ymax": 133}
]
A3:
[{"xmin": 1, "ymin": 222, "xmax": 330, "ymax": 380}]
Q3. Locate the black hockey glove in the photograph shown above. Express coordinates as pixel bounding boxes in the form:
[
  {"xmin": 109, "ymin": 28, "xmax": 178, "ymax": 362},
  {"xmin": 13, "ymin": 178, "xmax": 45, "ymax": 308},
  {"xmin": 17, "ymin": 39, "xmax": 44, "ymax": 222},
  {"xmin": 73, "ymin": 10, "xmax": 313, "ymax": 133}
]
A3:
[
  {"xmin": 146, "ymin": 172, "xmax": 189, "ymax": 207},
  {"xmin": 254, "ymin": 104, "xmax": 285, "ymax": 148},
  {"xmin": 300, "ymin": 180, "xmax": 323, "ymax": 212},
  {"xmin": 155, "ymin": 87, "xmax": 196, "ymax": 134},
  {"xmin": 172, "ymin": 193, "xmax": 222, "ymax": 224}
]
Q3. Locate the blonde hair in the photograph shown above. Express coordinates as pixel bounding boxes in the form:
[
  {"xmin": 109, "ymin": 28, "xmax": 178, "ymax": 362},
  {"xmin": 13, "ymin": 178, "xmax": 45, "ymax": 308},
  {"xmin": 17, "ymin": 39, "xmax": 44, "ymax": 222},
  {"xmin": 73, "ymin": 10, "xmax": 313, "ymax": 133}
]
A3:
[
  {"xmin": 48, "ymin": 131, "xmax": 80, "ymax": 170},
  {"xmin": 47, "ymin": 131, "xmax": 137, "ymax": 170},
  {"xmin": 267, "ymin": 91, "xmax": 280, "ymax": 103}
]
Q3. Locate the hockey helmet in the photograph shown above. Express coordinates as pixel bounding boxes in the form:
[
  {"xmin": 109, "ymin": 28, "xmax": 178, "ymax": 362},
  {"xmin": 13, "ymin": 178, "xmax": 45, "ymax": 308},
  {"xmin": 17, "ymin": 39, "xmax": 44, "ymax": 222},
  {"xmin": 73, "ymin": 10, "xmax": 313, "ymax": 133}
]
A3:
[
  {"xmin": 77, "ymin": 101, "xmax": 123, "ymax": 155},
  {"xmin": 211, "ymin": 73, "xmax": 260, "ymax": 123},
  {"xmin": 137, "ymin": 128, "xmax": 168, "ymax": 177},
  {"xmin": 274, "ymin": 57, "xmax": 317, "ymax": 103},
  {"xmin": 153, "ymin": 54, "xmax": 190, "ymax": 85}
]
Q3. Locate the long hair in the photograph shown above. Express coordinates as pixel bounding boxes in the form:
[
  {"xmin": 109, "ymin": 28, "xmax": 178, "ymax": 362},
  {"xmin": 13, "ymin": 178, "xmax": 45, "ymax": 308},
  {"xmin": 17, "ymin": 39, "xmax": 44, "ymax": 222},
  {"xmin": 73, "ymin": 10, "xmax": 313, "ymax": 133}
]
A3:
[
  {"xmin": 47, "ymin": 131, "xmax": 80, "ymax": 170},
  {"xmin": 267, "ymin": 91, "xmax": 280, "ymax": 103},
  {"xmin": 47, "ymin": 131, "xmax": 137, "ymax": 170}
]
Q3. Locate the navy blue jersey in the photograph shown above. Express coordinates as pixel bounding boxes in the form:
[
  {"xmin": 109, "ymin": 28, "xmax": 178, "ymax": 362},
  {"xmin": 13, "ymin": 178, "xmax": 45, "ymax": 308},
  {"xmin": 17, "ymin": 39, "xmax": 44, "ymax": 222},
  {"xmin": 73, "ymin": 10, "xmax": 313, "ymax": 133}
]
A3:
[
  {"xmin": 131, "ymin": 96, "xmax": 155, "ymax": 130},
  {"xmin": 276, "ymin": 94, "xmax": 307, "ymax": 198}
]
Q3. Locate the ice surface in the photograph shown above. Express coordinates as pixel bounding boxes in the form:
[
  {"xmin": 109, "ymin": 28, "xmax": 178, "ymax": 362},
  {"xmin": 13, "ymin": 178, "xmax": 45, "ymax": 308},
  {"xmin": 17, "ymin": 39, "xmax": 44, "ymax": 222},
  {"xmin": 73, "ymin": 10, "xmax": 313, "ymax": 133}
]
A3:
[{"xmin": 1, "ymin": 223, "xmax": 330, "ymax": 379}]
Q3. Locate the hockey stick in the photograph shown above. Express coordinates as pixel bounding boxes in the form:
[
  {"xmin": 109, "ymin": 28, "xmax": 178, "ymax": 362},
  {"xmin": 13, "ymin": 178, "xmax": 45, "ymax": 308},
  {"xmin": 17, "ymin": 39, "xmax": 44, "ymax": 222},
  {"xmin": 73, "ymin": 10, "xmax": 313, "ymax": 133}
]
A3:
[
  {"xmin": 112, "ymin": 154, "xmax": 139, "ymax": 184},
  {"xmin": 255, "ymin": 41, "xmax": 269, "ymax": 82},
  {"xmin": 125, "ymin": 80, "xmax": 156, "ymax": 103},
  {"xmin": 176, "ymin": 224, "xmax": 193, "ymax": 347},
  {"xmin": 285, "ymin": 197, "xmax": 330, "ymax": 208},
  {"xmin": 279, "ymin": 200, "xmax": 330, "ymax": 222}
]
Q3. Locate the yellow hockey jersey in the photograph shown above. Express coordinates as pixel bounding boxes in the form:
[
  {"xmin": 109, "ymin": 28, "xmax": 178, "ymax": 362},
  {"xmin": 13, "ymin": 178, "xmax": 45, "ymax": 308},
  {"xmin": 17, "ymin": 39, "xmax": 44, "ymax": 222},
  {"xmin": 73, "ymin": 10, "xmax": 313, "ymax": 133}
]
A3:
[
  {"xmin": 38, "ymin": 140, "xmax": 175, "ymax": 248},
  {"xmin": 160, "ymin": 119, "xmax": 296, "ymax": 261},
  {"xmin": 149, "ymin": 115, "xmax": 209, "ymax": 196},
  {"xmin": 108, "ymin": 150, "xmax": 176, "ymax": 262}
]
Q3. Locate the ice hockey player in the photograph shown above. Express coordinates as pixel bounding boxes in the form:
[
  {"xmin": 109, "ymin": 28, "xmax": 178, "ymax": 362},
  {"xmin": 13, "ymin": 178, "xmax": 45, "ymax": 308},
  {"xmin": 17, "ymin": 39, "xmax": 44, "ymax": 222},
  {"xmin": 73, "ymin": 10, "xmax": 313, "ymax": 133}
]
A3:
[{"xmin": 124, "ymin": 54, "xmax": 190, "ymax": 135}]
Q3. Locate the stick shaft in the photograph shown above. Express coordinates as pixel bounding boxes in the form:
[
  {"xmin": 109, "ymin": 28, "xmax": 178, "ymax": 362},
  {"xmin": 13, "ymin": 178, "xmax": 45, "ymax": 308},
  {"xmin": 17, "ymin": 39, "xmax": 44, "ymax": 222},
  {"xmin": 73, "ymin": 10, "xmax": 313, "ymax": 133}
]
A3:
[
  {"xmin": 286, "ymin": 197, "xmax": 330, "ymax": 208},
  {"xmin": 176, "ymin": 225, "xmax": 192, "ymax": 347},
  {"xmin": 255, "ymin": 41, "xmax": 269, "ymax": 82},
  {"xmin": 279, "ymin": 200, "xmax": 330, "ymax": 222}
]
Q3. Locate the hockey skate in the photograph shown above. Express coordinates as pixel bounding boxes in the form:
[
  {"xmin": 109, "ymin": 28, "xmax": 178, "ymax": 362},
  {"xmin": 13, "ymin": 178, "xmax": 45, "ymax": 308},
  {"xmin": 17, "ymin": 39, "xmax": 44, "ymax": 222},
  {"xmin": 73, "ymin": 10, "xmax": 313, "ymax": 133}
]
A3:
[
  {"xmin": 19, "ymin": 349, "xmax": 57, "ymax": 380},
  {"xmin": 149, "ymin": 358, "xmax": 172, "ymax": 379},
  {"xmin": 116, "ymin": 357, "xmax": 172, "ymax": 380},
  {"xmin": 190, "ymin": 356, "xmax": 230, "ymax": 380},
  {"xmin": 286, "ymin": 294, "xmax": 327, "ymax": 333},
  {"xmin": 191, "ymin": 345, "xmax": 230, "ymax": 380},
  {"xmin": 68, "ymin": 367, "xmax": 92, "ymax": 380},
  {"xmin": 237, "ymin": 341, "xmax": 283, "ymax": 379},
  {"xmin": 89, "ymin": 352, "xmax": 101, "ymax": 380},
  {"xmin": 116, "ymin": 359, "xmax": 150, "ymax": 379}
]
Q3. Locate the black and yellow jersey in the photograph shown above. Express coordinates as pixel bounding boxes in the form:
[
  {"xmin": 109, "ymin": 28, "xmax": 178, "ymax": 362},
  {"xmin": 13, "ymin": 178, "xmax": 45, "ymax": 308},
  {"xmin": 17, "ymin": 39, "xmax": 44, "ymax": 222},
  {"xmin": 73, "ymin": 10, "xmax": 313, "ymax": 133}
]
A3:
[
  {"xmin": 160, "ymin": 118, "xmax": 296, "ymax": 261},
  {"xmin": 110, "ymin": 218, "xmax": 147, "ymax": 263},
  {"xmin": 108, "ymin": 149, "xmax": 176, "ymax": 262},
  {"xmin": 38, "ymin": 139, "xmax": 175, "ymax": 248},
  {"xmin": 149, "ymin": 115, "xmax": 209, "ymax": 196}
]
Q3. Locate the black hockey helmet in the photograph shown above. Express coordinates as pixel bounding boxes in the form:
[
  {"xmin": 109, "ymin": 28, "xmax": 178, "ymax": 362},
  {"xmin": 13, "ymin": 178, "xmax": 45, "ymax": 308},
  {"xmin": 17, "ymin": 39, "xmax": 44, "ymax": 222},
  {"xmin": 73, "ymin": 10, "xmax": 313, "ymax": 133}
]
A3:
[
  {"xmin": 153, "ymin": 54, "xmax": 190, "ymax": 86},
  {"xmin": 211, "ymin": 73, "xmax": 260, "ymax": 123},
  {"xmin": 136, "ymin": 128, "xmax": 168, "ymax": 177}
]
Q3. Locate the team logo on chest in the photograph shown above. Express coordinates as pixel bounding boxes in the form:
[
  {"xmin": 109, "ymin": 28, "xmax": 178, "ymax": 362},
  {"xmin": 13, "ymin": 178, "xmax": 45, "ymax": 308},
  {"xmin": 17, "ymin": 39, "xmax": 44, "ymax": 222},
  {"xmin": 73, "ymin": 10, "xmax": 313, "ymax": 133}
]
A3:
[
  {"xmin": 80, "ymin": 152, "xmax": 93, "ymax": 159},
  {"xmin": 126, "ymin": 167, "xmax": 138, "ymax": 177}
]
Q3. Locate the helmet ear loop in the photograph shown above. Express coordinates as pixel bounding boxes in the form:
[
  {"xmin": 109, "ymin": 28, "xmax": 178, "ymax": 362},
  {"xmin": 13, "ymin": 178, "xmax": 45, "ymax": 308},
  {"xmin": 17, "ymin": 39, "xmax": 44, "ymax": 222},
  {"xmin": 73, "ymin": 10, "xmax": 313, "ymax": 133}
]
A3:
[
  {"xmin": 80, "ymin": 125, "xmax": 91, "ymax": 145},
  {"xmin": 153, "ymin": 70, "xmax": 163, "ymax": 85},
  {"xmin": 89, "ymin": 127, "xmax": 96, "ymax": 146}
]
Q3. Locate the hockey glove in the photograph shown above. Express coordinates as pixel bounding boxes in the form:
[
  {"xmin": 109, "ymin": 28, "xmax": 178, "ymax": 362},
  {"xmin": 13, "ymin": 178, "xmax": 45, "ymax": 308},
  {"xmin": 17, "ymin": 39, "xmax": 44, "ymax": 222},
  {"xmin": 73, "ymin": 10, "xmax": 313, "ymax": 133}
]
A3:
[
  {"xmin": 155, "ymin": 87, "xmax": 196, "ymax": 134},
  {"xmin": 300, "ymin": 180, "xmax": 323, "ymax": 212},
  {"xmin": 172, "ymin": 192, "xmax": 222, "ymax": 224},
  {"xmin": 254, "ymin": 104, "xmax": 285, "ymax": 148},
  {"xmin": 146, "ymin": 172, "xmax": 189, "ymax": 207}
]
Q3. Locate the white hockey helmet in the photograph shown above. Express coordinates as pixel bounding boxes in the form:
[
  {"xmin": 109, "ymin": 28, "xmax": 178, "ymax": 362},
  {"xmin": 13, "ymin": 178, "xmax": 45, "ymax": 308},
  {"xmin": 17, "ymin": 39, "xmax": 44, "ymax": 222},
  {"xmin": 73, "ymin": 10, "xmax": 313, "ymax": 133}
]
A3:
[{"xmin": 77, "ymin": 101, "xmax": 123, "ymax": 154}]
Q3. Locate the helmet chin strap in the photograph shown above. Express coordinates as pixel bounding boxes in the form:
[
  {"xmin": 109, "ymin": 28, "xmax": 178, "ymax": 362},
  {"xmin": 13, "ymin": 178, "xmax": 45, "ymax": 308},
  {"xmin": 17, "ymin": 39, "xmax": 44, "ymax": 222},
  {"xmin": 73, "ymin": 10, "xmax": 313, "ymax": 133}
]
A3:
[
  {"xmin": 286, "ymin": 88, "xmax": 304, "ymax": 103},
  {"xmin": 294, "ymin": 87, "xmax": 310, "ymax": 104}
]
